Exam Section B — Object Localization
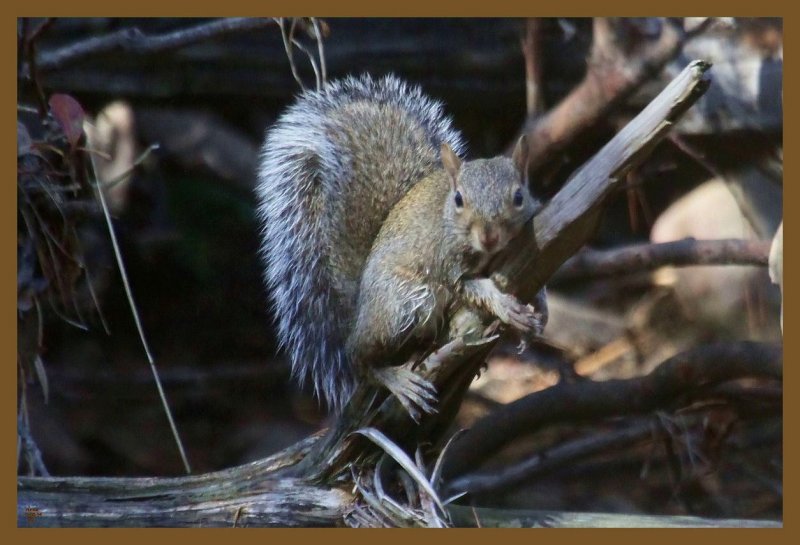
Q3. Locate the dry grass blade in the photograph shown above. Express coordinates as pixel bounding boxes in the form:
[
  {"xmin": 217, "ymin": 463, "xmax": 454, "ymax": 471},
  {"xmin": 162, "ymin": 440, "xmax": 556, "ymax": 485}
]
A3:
[
  {"xmin": 352, "ymin": 428, "xmax": 445, "ymax": 515},
  {"xmin": 431, "ymin": 429, "xmax": 466, "ymax": 492},
  {"xmin": 87, "ymin": 152, "xmax": 192, "ymax": 475},
  {"xmin": 33, "ymin": 356, "xmax": 49, "ymax": 404}
]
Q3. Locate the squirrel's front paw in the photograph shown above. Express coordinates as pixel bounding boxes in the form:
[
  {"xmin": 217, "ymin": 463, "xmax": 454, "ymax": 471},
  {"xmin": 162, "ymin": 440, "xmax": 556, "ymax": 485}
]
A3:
[{"xmin": 497, "ymin": 294, "xmax": 543, "ymax": 335}]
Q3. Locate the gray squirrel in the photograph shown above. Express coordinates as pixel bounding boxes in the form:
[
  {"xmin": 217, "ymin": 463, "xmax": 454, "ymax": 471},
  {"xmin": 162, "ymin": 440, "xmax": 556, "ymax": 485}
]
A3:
[{"xmin": 257, "ymin": 75, "xmax": 546, "ymax": 419}]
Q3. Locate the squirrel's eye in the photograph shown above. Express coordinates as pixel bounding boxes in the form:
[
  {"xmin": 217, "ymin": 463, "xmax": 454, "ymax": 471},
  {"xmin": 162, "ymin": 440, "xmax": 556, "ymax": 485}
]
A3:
[
  {"xmin": 513, "ymin": 188, "xmax": 524, "ymax": 207},
  {"xmin": 454, "ymin": 190, "xmax": 464, "ymax": 208}
]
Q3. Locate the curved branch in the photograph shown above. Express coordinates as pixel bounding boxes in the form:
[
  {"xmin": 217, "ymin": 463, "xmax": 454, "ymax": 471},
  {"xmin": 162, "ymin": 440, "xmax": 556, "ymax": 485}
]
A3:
[
  {"xmin": 515, "ymin": 18, "xmax": 709, "ymax": 171},
  {"xmin": 441, "ymin": 341, "xmax": 782, "ymax": 481},
  {"xmin": 447, "ymin": 381, "xmax": 781, "ymax": 498},
  {"xmin": 447, "ymin": 419, "xmax": 655, "ymax": 497}
]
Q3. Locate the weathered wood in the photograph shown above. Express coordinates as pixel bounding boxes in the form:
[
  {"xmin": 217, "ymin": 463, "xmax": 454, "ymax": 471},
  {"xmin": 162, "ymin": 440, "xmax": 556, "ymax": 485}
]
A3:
[
  {"xmin": 18, "ymin": 436, "xmax": 353, "ymax": 527},
  {"xmin": 20, "ymin": 452, "xmax": 780, "ymax": 528},
  {"xmin": 19, "ymin": 475, "xmax": 350, "ymax": 528},
  {"xmin": 508, "ymin": 60, "xmax": 711, "ymax": 300}
]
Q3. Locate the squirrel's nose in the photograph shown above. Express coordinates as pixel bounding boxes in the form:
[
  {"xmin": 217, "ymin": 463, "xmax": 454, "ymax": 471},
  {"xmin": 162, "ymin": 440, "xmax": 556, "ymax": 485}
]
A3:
[{"xmin": 480, "ymin": 229, "xmax": 499, "ymax": 252}]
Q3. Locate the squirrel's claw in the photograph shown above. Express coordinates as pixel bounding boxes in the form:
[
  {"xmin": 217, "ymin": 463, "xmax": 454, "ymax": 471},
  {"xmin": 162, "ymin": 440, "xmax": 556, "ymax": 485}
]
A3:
[
  {"xmin": 501, "ymin": 297, "xmax": 543, "ymax": 335},
  {"xmin": 371, "ymin": 365, "xmax": 439, "ymax": 423}
]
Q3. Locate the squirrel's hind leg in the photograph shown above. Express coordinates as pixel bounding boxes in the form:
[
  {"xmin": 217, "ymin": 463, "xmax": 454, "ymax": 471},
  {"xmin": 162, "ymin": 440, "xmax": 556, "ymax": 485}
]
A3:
[
  {"xmin": 370, "ymin": 363, "xmax": 438, "ymax": 423},
  {"xmin": 351, "ymin": 270, "xmax": 443, "ymax": 421}
]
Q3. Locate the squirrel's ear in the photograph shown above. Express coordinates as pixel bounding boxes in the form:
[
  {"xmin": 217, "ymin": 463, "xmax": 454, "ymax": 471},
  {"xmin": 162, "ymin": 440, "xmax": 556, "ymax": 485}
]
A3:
[
  {"xmin": 440, "ymin": 143, "xmax": 462, "ymax": 185},
  {"xmin": 512, "ymin": 134, "xmax": 530, "ymax": 183}
]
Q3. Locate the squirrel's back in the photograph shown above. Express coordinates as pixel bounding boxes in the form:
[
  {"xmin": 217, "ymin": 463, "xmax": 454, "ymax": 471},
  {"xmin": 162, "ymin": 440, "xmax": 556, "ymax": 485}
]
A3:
[{"xmin": 256, "ymin": 74, "xmax": 465, "ymax": 412}]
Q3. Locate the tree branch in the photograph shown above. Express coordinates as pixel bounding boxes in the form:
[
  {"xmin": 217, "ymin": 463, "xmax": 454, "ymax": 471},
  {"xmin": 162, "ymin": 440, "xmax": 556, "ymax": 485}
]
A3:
[
  {"xmin": 515, "ymin": 18, "xmax": 707, "ymax": 172},
  {"xmin": 494, "ymin": 60, "xmax": 711, "ymax": 304},
  {"xmin": 447, "ymin": 419, "xmax": 656, "ymax": 497},
  {"xmin": 17, "ymin": 436, "xmax": 353, "ymax": 527},
  {"xmin": 31, "ymin": 18, "xmax": 277, "ymax": 73},
  {"xmin": 446, "ymin": 382, "xmax": 780, "ymax": 498},
  {"xmin": 440, "ymin": 341, "xmax": 782, "ymax": 481},
  {"xmin": 556, "ymin": 238, "xmax": 772, "ymax": 281},
  {"xmin": 521, "ymin": 18, "xmax": 545, "ymax": 116}
]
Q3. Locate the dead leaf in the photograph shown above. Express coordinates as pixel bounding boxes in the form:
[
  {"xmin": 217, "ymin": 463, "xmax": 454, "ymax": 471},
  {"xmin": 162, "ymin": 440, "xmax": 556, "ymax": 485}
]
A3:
[{"xmin": 49, "ymin": 94, "xmax": 85, "ymax": 148}]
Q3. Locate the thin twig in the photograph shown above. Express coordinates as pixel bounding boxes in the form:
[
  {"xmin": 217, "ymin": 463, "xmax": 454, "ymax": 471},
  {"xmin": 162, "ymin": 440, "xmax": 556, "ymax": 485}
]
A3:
[
  {"xmin": 17, "ymin": 384, "xmax": 50, "ymax": 477},
  {"xmin": 668, "ymin": 133, "xmax": 726, "ymax": 179},
  {"xmin": 19, "ymin": 202, "xmax": 85, "ymax": 328},
  {"xmin": 96, "ymin": 143, "xmax": 159, "ymax": 190},
  {"xmin": 276, "ymin": 18, "xmax": 305, "ymax": 91},
  {"xmin": 311, "ymin": 18, "xmax": 328, "ymax": 88},
  {"xmin": 66, "ymin": 224, "xmax": 110, "ymax": 334},
  {"xmin": 290, "ymin": 37, "xmax": 322, "ymax": 91},
  {"xmin": 684, "ymin": 17, "xmax": 716, "ymax": 39}
]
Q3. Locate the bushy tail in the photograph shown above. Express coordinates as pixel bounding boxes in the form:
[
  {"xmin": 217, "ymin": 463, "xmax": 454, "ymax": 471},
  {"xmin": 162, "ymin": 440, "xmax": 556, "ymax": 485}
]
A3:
[{"xmin": 256, "ymin": 74, "xmax": 464, "ymax": 412}]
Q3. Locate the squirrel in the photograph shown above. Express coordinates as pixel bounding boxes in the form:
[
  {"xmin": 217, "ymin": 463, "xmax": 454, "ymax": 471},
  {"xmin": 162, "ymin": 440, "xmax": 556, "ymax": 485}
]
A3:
[{"xmin": 257, "ymin": 74, "xmax": 547, "ymax": 420}]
